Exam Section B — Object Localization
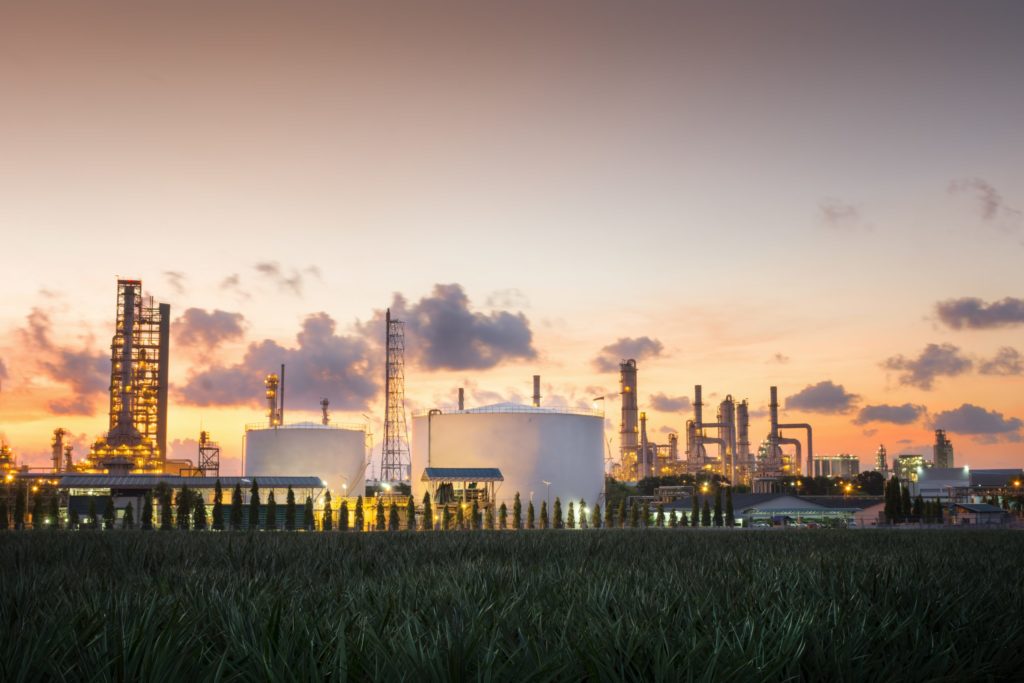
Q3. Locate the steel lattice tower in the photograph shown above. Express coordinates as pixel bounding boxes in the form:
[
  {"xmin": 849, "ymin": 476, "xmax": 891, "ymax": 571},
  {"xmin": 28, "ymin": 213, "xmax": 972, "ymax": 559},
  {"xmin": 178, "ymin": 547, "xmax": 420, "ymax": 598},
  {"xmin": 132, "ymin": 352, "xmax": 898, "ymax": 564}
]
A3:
[{"xmin": 380, "ymin": 308, "xmax": 410, "ymax": 482}]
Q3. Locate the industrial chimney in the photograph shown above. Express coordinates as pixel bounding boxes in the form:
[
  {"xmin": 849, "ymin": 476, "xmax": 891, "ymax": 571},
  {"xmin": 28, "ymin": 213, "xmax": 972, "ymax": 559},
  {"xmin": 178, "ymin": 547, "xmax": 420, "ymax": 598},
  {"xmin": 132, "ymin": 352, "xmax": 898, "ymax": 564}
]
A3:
[{"xmin": 532, "ymin": 375, "xmax": 541, "ymax": 407}]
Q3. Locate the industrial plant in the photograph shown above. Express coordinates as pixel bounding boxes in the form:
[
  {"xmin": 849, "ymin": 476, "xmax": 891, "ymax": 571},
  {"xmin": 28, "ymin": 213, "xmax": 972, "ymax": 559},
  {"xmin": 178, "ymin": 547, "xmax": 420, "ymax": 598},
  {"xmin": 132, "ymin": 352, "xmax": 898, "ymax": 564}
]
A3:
[{"xmin": 0, "ymin": 278, "xmax": 1020, "ymax": 531}]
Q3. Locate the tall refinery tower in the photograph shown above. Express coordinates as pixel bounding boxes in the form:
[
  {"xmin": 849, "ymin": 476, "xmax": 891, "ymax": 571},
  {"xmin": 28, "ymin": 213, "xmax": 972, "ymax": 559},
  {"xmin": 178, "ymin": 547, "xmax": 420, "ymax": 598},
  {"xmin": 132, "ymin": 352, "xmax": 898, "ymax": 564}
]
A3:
[
  {"xmin": 84, "ymin": 279, "xmax": 170, "ymax": 472},
  {"xmin": 380, "ymin": 308, "xmax": 410, "ymax": 482}
]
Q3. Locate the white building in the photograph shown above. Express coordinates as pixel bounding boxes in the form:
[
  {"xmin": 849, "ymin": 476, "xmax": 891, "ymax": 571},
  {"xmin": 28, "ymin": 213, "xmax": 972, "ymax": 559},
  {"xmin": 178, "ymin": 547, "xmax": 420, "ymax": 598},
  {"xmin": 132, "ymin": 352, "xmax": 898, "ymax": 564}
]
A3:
[{"xmin": 244, "ymin": 422, "xmax": 368, "ymax": 497}]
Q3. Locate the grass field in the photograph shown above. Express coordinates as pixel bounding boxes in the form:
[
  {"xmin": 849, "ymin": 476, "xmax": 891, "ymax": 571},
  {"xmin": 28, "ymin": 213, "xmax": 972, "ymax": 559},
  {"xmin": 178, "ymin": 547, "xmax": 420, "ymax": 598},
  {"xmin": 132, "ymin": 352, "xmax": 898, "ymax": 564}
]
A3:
[{"xmin": 1, "ymin": 529, "xmax": 1022, "ymax": 682}]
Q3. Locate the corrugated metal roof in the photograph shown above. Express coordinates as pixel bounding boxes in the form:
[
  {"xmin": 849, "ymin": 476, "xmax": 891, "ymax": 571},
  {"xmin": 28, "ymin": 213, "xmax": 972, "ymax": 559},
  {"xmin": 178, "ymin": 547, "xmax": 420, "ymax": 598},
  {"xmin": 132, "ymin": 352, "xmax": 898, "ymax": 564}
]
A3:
[
  {"xmin": 421, "ymin": 467, "xmax": 504, "ymax": 482},
  {"xmin": 955, "ymin": 503, "xmax": 1005, "ymax": 513},
  {"xmin": 59, "ymin": 475, "xmax": 325, "ymax": 489}
]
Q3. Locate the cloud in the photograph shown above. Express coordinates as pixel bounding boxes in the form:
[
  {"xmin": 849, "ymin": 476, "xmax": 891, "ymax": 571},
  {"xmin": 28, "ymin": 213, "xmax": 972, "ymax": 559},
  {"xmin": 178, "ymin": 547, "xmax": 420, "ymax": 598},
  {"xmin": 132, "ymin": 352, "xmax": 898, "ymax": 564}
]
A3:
[
  {"xmin": 936, "ymin": 297, "xmax": 1024, "ymax": 330},
  {"xmin": 163, "ymin": 271, "xmax": 186, "ymax": 295},
  {"xmin": 819, "ymin": 198, "xmax": 866, "ymax": 230},
  {"xmin": 854, "ymin": 403, "xmax": 927, "ymax": 425},
  {"xmin": 649, "ymin": 393, "xmax": 691, "ymax": 412},
  {"xmin": 770, "ymin": 353, "xmax": 790, "ymax": 364},
  {"xmin": 949, "ymin": 177, "xmax": 1021, "ymax": 224},
  {"xmin": 932, "ymin": 403, "xmax": 1023, "ymax": 442},
  {"xmin": 592, "ymin": 336, "xmax": 664, "ymax": 372},
  {"xmin": 784, "ymin": 381, "xmax": 859, "ymax": 414},
  {"xmin": 882, "ymin": 343, "xmax": 973, "ymax": 390},
  {"xmin": 20, "ymin": 308, "xmax": 108, "ymax": 415},
  {"xmin": 862, "ymin": 428, "xmax": 878, "ymax": 437},
  {"xmin": 168, "ymin": 438, "xmax": 199, "ymax": 462},
  {"xmin": 390, "ymin": 284, "xmax": 537, "ymax": 371},
  {"xmin": 485, "ymin": 288, "xmax": 530, "ymax": 310},
  {"xmin": 979, "ymin": 347, "xmax": 1023, "ymax": 376},
  {"xmin": 178, "ymin": 312, "xmax": 378, "ymax": 411},
  {"xmin": 254, "ymin": 261, "xmax": 319, "ymax": 296},
  {"xmin": 173, "ymin": 308, "xmax": 246, "ymax": 350}
]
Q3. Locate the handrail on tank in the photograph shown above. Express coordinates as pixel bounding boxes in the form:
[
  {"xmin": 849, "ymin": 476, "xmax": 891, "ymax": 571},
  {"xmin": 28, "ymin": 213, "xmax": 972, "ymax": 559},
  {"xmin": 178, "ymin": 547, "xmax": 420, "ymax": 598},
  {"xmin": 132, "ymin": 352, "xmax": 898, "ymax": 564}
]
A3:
[
  {"xmin": 244, "ymin": 421, "xmax": 367, "ymax": 432},
  {"xmin": 412, "ymin": 405, "xmax": 603, "ymax": 418}
]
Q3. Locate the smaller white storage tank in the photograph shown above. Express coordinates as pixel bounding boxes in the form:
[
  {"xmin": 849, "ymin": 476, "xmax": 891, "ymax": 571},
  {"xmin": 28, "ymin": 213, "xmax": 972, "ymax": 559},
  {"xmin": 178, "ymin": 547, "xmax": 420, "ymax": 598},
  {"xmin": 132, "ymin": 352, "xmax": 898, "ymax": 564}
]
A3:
[
  {"xmin": 411, "ymin": 403, "xmax": 605, "ymax": 513},
  {"xmin": 244, "ymin": 422, "xmax": 367, "ymax": 497}
]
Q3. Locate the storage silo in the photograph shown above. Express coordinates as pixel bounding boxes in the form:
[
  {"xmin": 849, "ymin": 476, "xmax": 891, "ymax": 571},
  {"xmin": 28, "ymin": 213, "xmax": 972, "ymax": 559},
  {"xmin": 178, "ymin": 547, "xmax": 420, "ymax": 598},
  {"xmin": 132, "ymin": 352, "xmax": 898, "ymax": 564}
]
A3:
[
  {"xmin": 244, "ymin": 422, "xmax": 368, "ymax": 497},
  {"xmin": 411, "ymin": 403, "xmax": 605, "ymax": 511}
]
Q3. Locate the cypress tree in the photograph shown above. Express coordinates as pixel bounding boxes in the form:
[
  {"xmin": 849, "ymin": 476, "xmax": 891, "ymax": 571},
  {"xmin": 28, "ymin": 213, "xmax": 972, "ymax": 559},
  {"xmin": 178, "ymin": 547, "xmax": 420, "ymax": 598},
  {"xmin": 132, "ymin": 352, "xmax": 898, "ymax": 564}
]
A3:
[
  {"xmin": 604, "ymin": 501, "xmax": 613, "ymax": 528},
  {"xmin": 701, "ymin": 500, "xmax": 711, "ymax": 527},
  {"xmin": 354, "ymin": 496, "xmax": 364, "ymax": 531},
  {"xmin": 176, "ymin": 488, "xmax": 190, "ymax": 530},
  {"xmin": 539, "ymin": 500, "xmax": 549, "ymax": 529},
  {"xmin": 512, "ymin": 493, "xmax": 522, "ymax": 530},
  {"xmin": 49, "ymin": 495, "xmax": 60, "ymax": 529},
  {"xmin": 912, "ymin": 494, "xmax": 924, "ymax": 519},
  {"xmin": 641, "ymin": 501, "xmax": 651, "ymax": 528},
  {"xmin": 485, "ymin": 503, "xmax": 495, "ymax": 530},
  {"xmin": 339, "ymin": 500, "xmax": 350, "ymax": 531},
  {"xmin": 68, "ymin": 507, "xmax": 79, "ymax": 529},
  {"xmin": 499, "ymin": 502, "xmax": 508, "ymax": 529},
  {"xmin": 471, "ymin": 500, "xmax": 480, "ymax": 530},
  {"xmin": 725, "ymin": 488, "xmax": 735, "ymax": 527},
  {"xmin": 655, "ymin": 503, "xmax": 665, "ymax": 528},
  {"xmin": 617, "ymin": 499, "xmax": 627, "ymax": 528},
  {"xmin": 122, "ymin": 502, "xmax": 134, "ymax": 529},
  {"xmin": 900, "ymin": 484, "xmax": 912, "ymax": 518},
  {"xmin": 553, "ymin": 497, "xmax": 563, "ymax": 529},
  {"xmin": 422, "ymin": 492, "xmax": 433, "ymax": 531},
  {"xmin": 669, "ymin": 510, "xmax": 678, "ymax": 528},
  {"xmin": 0, "ymin": 498, "xmax": 8, "ymax": 530},
  {"xmin": 442, "ymin": 505, "xmax": 452, "ymax": 530},
  {"xmin": 713, "ymin": 488, "xmax": 723, "ymax": 527},
  {"xmin": 691, "ymin": 495, "xmax": 700, "ymax": 528},
  {"xmin": 85, "ymin": 497, "xmax": 97, "ymax": 529},
  {"xmin": 455, "ymin": 503, "xmax": 465, "ymax": 530},
  {"xmin": 142, "ymin": 491, "xmax": 153, "ymax": 530},
  {"xmin": 388, "ymin": 501, "xmax": 399, "ymax": 531},
  {"xmin": 527, "ymin": 501, "xmax": 535, "ymax": 529},
  {"xmin": 160, "ymin": 489, "xmax": 173, "ymax": 530},
  {"xmin": 406, "ymin": 496, "xmax": 416, "ymax": 531},
  {"xmin": 230, "ymin": 482, "xmax": 243, "ymax": 530},
  {"xmin": 593, "ymin": 503, "xmax": 603, "ymax": 529},
  {"xmin": 375, "ymin": 498, "xmax": 386, "ymax": 531},
  {"xmin": 248, "ymin": 479, "xmax": 261, "ymax": 530},
  {"xmin": 303, "ymin": 496, "xmax": 314, "ymax": 531},
  {"xmin": 579, "ymin": 501, "xmax": 588, "ymax": 529},
  {"xmin": 267, "ymin": 490, "xmax": 278, "ymax": 530},
  {"xmin": 14, "ymin": 485, "xmax": 26, "ymax": 530},
  {"xmin": 194, "ymin": 498, "xmax": 207, "ymax": 530},
  {"xmin": 566, "ymin": 501, "xmax": 575, "ymax": 529},
  {"xmin": 319, "ymin": 490, "xmax": 330, "ymax": 531},
  {"xmin": 285, "ymin": 486, "xmax": 296, "ymax": 531},
  {"xmin": 212, "ymin": 480, "xmax": 224, "ymax": 531},
  {"xmin": 32, "ymin": 494, "xmax": 44, "ymax": 529},
  {"xmin": 629, "ymin": 501, "xmax": 639, "ymax": 528},
  {"xmin": 680, "ymin": 507, "xmax": 689, "ymax": 527}
]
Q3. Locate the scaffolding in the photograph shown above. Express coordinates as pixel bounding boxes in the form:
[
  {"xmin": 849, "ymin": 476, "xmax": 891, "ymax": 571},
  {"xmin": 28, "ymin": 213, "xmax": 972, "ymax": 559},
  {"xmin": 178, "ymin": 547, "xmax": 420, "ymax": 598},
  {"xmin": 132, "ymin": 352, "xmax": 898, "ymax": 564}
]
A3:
[
  {"xmin": 380, "ymin": 308, "xmax": 410, "ymax": 483},
  {"xmin": 84, "ymin": 279, "xmax": 170, "ymax": 472}
]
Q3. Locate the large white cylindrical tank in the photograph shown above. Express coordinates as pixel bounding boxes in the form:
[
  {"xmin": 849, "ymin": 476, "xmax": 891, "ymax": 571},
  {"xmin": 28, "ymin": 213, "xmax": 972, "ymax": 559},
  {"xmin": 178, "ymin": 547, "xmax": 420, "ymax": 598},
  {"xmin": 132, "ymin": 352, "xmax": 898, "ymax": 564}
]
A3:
[
  {"xmin": 244, "ymin": 422, "xmax": 367, "ymax": 496},
  {"xmin": 411, "ymin": 404, "xmax": 605, "ymax": 511}
]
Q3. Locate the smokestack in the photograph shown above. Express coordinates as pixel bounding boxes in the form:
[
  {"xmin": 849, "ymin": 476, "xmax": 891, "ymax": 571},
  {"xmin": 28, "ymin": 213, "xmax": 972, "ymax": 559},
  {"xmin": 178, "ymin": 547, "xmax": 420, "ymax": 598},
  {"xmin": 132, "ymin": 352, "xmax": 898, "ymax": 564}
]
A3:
[
  {"xmin": 458, "ymin": 387, "xmax": 465, "ymax": 411},
  {"xmin": 770, "ymin": 386, "xmax": 779, "ymax": 434},
  {"xmin": 532, "ymin": 375, "xmax": 541, "ymax": 407},
  {"xmin": 619, "ymin": 359, "xmax": 639, "ymax": 477},
  {"xmin": 279, "ymin": 363, "xmax": 286, "ymax": 425},
  {"xmin": 694, "ymin": 385, "xmax": 703, "ymax": 426},
  {"xmin": 321, "ymin": 398, "xmax": 330, "ymax": 426}
]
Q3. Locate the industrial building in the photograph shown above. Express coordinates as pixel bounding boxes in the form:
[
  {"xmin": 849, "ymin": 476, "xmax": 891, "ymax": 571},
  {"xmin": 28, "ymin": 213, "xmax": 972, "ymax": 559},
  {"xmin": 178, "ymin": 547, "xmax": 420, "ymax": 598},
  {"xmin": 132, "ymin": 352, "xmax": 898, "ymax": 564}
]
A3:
[
  {"xmin": 933, "ymin": 430, "xmax": 954, "ymax": 469},
  {"xmin": 895, "ymin": 454, "xmax": 928, "ymax": 482},
  {"xmin": 410, "ymin": 377, "xmax": 605, "ymax": 511},
  {"xmin": 813, "ymin": 454, "xmax": 860, "ymax": 478},
  {"xmin": 909, "ymin": 466, "xmax": 1024, "ymax": 502}
]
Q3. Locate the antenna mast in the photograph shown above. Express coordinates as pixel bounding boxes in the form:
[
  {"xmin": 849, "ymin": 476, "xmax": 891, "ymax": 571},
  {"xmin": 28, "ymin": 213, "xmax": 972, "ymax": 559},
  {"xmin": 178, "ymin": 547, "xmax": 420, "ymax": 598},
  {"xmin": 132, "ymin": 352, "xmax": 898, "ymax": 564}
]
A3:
[{"xmin": 380, "ymin": 308, "xmax": 410, "ymax": 482}]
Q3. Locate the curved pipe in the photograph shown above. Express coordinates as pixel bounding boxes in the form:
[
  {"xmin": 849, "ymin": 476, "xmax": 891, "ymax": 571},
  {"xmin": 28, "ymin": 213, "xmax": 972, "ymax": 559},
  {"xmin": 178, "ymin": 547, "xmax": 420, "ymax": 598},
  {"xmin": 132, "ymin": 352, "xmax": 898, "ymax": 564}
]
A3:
[
  {"xmin": 778, "ymin": 423, "xmax": 813, "ymax": 477},
  {"xmin": 777, "ymin": 436, "xmax": 801, "ymax": 477}
]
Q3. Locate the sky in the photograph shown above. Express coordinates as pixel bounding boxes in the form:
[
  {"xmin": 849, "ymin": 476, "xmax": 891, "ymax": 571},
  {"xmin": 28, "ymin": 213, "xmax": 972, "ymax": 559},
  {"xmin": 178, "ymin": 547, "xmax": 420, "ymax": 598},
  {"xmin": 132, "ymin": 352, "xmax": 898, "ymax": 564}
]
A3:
[{"xmin": 1, "ymin": 1, "xmax": 1023, "ymax": 474}]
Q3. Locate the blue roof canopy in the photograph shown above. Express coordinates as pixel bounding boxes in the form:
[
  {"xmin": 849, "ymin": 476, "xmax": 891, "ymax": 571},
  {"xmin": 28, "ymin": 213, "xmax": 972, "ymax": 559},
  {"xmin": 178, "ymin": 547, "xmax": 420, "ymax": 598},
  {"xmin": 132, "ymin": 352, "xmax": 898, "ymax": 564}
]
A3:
[{"xmin": 421, "ymin": 467, "xmax": 504, "ymax": 482}]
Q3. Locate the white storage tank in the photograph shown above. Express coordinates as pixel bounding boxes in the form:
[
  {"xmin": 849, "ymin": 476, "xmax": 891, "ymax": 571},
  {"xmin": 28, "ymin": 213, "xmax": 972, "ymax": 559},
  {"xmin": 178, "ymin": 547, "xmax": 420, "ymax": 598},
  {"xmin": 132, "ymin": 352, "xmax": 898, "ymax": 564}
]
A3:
[
  {"xmin": 411, "ymin": 403, "xmax": 605, "ymax": 512},
  {"xmin": 244, "ymin": 422, "xmax": 367, "ymax": 497}
]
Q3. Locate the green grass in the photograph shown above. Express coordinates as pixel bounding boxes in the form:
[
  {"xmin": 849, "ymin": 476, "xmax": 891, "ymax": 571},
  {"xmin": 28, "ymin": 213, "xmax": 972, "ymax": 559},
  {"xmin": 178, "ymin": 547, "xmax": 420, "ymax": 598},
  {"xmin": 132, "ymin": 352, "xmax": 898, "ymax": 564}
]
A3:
[{"xmin": 1, "ymin": 530, "xmax": 1021, "ymax": 682}]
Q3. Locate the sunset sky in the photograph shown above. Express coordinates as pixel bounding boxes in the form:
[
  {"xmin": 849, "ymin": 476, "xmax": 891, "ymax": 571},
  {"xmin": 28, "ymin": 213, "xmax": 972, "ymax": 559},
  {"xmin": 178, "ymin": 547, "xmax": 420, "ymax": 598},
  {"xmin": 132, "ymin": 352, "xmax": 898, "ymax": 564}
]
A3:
[{"xmin": 1, "ymin": 1, "xmax": 1022, "ymax": 474}]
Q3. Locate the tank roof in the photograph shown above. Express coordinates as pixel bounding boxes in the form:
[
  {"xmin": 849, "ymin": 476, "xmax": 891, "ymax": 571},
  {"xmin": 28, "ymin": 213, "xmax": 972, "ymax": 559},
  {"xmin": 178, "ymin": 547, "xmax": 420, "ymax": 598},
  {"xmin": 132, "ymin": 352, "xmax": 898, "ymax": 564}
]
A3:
[
  {"xmin": 245, "ymin": 421, "xmax": 366, "ymax": 432},
  {"xmin": 415, "ymin": 401, "xmax": 602, "ymax": 418}
]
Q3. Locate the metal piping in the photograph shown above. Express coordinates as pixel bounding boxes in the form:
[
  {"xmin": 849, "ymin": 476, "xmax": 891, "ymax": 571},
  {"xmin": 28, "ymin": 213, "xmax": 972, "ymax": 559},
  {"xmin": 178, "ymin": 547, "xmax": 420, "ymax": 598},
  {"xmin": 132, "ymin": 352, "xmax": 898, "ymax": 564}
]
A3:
[
  {"xmin": 777, "ymin": 423, "xmax": 813, "ymax": 477},
  {"xmin": 279, "ymin": 363, "xmax": 285, "ymax": 425},
  {"xmin": 771, "ymin": 382, "xmax": 814, "ymax": 477},
  {"xmin": 532, "ymin": 375, "xmax": 541, "ymax": 408},
  {"xmin": 777, "ymin": 436, "xmax": 801, "ymax": 476},
  {"xmin": 639, "ymin": 411, "xmax": 649, "ymax": 478},
  {"xmin": 116, "ymin": 284, "xmax": 136, "ymax": 435}
]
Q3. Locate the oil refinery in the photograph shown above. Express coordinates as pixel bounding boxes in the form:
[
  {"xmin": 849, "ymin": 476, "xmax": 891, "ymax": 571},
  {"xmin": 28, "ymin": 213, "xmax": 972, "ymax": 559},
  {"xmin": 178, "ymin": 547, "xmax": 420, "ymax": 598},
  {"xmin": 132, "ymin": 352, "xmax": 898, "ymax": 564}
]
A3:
[{"xmin": 0, "ymin": 277, "xmax": 1014, "ymax": 530}]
